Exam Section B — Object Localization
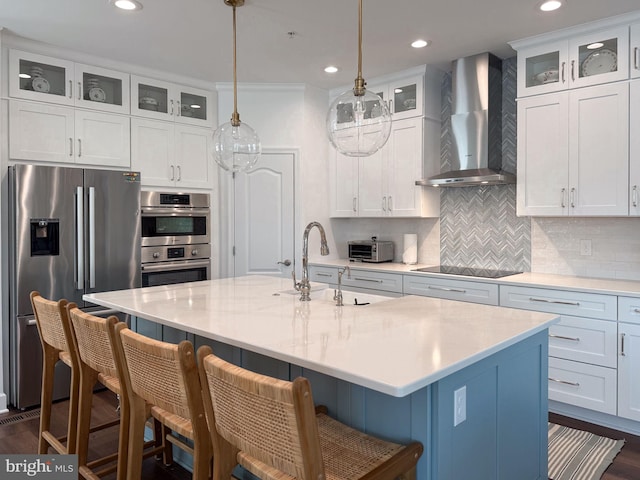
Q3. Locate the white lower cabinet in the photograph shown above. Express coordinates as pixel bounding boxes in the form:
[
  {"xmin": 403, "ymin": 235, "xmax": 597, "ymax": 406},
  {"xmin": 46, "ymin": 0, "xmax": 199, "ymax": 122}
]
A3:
[
  {"xmin": 9, "ymin": 100, "xmax": 130, "ymax": 167},
  {"xmin": 403, "ymin": 274, "xmax": 499, "ymax": 305},
  {"xmin": 131, "ymin": 117, "xmax": 211, "ymax": 189},
  {"xmin": 500, "ymin": 285, "xmax": 618, "ymax": 415},
  {"xmin": 618, "ymin": 297, "xmax": 640, "ymax": 421}
]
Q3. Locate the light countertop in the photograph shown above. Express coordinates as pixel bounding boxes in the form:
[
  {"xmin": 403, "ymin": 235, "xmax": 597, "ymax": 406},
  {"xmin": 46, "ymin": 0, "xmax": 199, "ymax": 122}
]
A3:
[
  {"xmin": 84, "ymin": 275, "xmax": 557, "ymax": 397},
  {"xmin": 311, "ymin": 259, "xmax": 640, "ymax": 297}
]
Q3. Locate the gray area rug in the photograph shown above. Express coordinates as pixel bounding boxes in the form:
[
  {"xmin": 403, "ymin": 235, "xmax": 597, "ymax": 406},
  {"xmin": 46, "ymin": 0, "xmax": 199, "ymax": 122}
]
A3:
[{"xmin": 549, "ymin": 423, "xmax": 625, "ymax": 480}]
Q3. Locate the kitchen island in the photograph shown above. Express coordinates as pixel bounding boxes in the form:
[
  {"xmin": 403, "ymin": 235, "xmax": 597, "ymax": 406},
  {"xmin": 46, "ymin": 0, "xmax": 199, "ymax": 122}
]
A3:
[{"xmin": 85, "ymin": 275, "xmax": 558, "ymax": 480}]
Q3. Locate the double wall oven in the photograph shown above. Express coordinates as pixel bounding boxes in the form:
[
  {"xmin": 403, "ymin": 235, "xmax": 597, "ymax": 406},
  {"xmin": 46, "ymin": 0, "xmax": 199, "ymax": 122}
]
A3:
[{"xmin": 141, "ymin": 192, "xmax": 211, "ymax": 287}]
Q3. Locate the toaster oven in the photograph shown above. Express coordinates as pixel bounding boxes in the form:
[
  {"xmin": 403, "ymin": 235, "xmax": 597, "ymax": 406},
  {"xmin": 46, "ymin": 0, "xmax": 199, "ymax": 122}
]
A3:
[{"xmin": 348, "ymin": 239, "xmax": 394, "ymax": 263}]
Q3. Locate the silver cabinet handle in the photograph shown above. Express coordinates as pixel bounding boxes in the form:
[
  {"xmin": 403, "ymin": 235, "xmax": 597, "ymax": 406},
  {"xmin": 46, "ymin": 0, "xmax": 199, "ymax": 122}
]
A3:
[
  {"xmin": 170, "ymin": 99, "xmax": 175, "ymax": 116},
  {"xmin": 570, "ymin": 187, "xmax": 576, "ymax": 208},
  {"xmin": 561, "ymin": 188, "xmax": 566, "ymax": 208},
  {"xmin": 428, "ymin": 285, "xmax": 466, "ymax": 293},
  {"xmin": 549, "ymin": 333, "xmax": 580, "ymax": 342},
  {"xmin": 353, "ymin": 197, "xmax": 357, "ymax": 213},
  {"xmin": 633, "ymin": 185, "xmax": 638, "ymax": 208},
  {"xmin": 571, "ymin": 60, "xmax": 575, "ymax": 82},
  {"xmin": 176, "ymin": 100, "xmax": 181, "ymax": 116},
  {"xmin": 388, "ymin": 195, "xmax": 393, "ymax": 212},
  {"xmin": 78, "ymin": 139, "xmax": 82, "ymax": 157},
  {"xmin": 621, "ymin": 333, "xmax": 626, "ymax": 356},
  {"xmin": 529, "ymin": 297, "xmax": 580, "ymax": 306},
  {"xmin": 177, "ymin": 165, "xmax": 181, "ymax": 181},
  {"xmin": 634, "ymin": 308, "xmax": 640, "ymax": 313},
  {"xmin": 315, "ymin": 272, "xmax": 332, "ymax": 277},
  {"xmin": 549, "ymin": 377, "xmax": 580, "ymax": 387},
  {"xmin": 353, "ymin": 277, "xmax": 382, "ymax": 283},
  {"xmin": 277, "ymin": 259, "xmax": 292, "ymax": 267},
  {"xmin": 561, "ymin": 62, "xmax": 566, "ymax": 83},
  {"xmin": 69, "ymin": 137, "xmax": 73, "ymax": 156},
  {"xmin": 170, "ymin": 165, "xmax": 175, "ymax": 181},
  {"xmin": 78, "ymin": 81, "xmax": 82, "ymax": 100},
  {"xmin": 389, "ymin": 99, "xmax": 393, "ymax": 114},
  {"xmin": 68, "ymin": 80, "xmax": 73, "ymax": 98},
  {"xmin": 635, "ymin": 47, "xmax": 639, "ymax": 70},
  {"xmin": 382, "ymin": 196, "xmax": 387, "ymax": 212}
]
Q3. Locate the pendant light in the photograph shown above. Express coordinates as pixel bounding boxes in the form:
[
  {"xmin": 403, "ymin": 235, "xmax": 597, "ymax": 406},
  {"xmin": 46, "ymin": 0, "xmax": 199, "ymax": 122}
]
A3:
[
  {"xmin": 212, "ymin": 0, "xmax": 261, "ymax": 173},
  {"xmin": 326, "ymin": 0, "xmax": 392, "ymax": 157}
]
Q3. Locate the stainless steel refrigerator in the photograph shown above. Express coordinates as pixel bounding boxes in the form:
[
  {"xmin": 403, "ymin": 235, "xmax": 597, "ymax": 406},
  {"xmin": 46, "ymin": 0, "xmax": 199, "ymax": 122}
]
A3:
[{"xmin": 6, "ymin": 164, "xmax": 141, "ymax": 409}]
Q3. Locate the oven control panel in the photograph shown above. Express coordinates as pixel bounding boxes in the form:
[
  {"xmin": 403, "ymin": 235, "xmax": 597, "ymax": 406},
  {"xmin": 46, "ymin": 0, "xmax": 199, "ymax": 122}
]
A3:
[{"xmin": 142, "ymin": 243, "xmax": 211, "ymax": 263}]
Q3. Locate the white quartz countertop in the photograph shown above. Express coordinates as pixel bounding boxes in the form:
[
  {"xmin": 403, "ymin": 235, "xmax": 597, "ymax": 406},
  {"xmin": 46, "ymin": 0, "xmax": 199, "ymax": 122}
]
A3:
[
  {"xmin": 84, "ymin": 275, "xmax": 557, "ymax": 397},
  {"xmin": 312, "ymin": 259, "xmax": 640, "ymax": 297}
]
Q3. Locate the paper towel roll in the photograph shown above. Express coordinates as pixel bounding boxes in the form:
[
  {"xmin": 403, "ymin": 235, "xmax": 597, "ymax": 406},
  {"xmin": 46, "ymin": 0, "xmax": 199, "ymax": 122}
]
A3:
[{"xmin": 402, "ymin": 234, "xmax": 418, "ymax": 265}]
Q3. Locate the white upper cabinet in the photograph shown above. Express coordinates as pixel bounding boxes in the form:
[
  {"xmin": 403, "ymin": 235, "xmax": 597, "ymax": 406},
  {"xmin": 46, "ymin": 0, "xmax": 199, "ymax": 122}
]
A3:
[
  {"xmin": 517, "ymin": 83, "xmax": 629, "ymax": 216},
  {"xmin": 131, "ymin": 117, "xmax": 211, "ymax": 189},
  {"xmin": 631, "ymin": 22, "xmax": 640, "ymax": 79},
  {"xmin": 514, "ymin": 25, "xmax": 629, "ymax": 97},
  {"xmin": 630, "ymin": 80, "xmax": 640, "ymax": 216},
  {"xmin": 368, "ymin": 74, "xmax": 424, "ymax": 120},
  {"xmin": 131, "ymin": 75, "xmax": 213, "ymax": 127},
  {"xmin": 9, "ymin": 100, "xmax": 130, "ymax": 168},
  {"xmin": 9, "ymin": 49, "xmax": 130, "ymax": 114}
]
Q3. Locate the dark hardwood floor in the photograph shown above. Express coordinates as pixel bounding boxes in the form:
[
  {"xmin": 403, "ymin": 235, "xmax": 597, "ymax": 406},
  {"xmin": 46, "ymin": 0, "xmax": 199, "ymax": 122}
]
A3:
[
  {"xmin": 0, "ymin": 390, "xmax": 191, "ymax": 479},
  {"xmin": 1, "ymin": 390, "xmax": 640, "ymax": 479}
]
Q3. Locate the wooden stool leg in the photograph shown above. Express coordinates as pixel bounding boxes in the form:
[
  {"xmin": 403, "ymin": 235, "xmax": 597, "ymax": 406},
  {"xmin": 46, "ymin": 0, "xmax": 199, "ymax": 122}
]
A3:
[
  {"xmin": 125, "ymin": 397, "xmax": 147, "ymax": 480},
  {"xmin": 161, "ymin": 424, "xmax": 173, "ymax": 465},
  {"xmin": 116, "ymin": 392, "xmax": 130, "ymax": 480},
  {"xmin": 38, "ymin": 348, "xmax": 57, "ymax": 454},
  {"xmin": 66, "ymin": 364, "xmax": 80, "ymax": 454},
  {"xmin": 75, "ymin": 367, "xmax": 97, "ymax": 469}
]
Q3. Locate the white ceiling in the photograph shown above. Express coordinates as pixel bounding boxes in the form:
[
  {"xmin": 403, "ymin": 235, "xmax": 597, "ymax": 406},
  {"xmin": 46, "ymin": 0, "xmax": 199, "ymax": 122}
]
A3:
[{"xmin": 1, "ymin": 0, "xmax": 639, "ymax": 91}]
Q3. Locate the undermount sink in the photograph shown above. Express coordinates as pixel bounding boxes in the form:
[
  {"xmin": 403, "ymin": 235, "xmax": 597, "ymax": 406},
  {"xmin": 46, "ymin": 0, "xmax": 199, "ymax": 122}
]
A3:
[{"xmin": 277, "ymin": 287, "xmax": 391, "ymax": 305}]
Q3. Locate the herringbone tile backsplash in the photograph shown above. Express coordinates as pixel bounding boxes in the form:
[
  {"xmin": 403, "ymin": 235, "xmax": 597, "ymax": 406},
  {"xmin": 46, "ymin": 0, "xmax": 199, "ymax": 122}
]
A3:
[{"xmin": 439, "ymin": 57, "xmax": 531, "ymax": 271}]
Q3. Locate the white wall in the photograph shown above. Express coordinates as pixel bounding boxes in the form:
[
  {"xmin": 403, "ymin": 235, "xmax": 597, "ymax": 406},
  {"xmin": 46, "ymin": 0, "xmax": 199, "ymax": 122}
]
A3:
[{"xmin": 532, "ymin": 218, "xmax": 640, "ymax": 280}]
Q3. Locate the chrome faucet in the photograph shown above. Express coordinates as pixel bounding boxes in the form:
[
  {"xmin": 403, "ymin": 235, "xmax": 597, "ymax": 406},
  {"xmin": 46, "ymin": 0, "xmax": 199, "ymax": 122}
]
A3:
[
  {"xmin": 293, "ymin": 221, "xmax": 329, "ymax": 301},
  {"xmin": 334, "ymin": 265, "xmax": 351, "ymax": 306}
]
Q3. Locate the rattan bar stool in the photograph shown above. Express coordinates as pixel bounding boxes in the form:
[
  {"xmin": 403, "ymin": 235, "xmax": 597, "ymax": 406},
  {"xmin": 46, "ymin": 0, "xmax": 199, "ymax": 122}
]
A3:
[
  {"xmin": 30, "ymin": 291, "xmax": 80, "ymax": 456},
  {"xmin": 67, "ymin": 305, "xmax": 167, "ymax": 480},
  {"xmin": 115, "ymin": 325, "xmax": 212, "ymax": 480},
  {"xmin": 197, "ymin": 345, "xmax": 424, "ymax": 480}
]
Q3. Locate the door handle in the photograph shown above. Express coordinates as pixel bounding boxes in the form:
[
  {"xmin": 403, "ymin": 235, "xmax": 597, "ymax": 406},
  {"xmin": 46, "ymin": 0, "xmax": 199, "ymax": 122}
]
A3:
[
  {"xmin": 277, "ymin": 259, "xmax": 292, "ymax": 267},
  {"xmin": 76, "ymin": 186, "xmax": 84, "ymax": 290},
  {"xmin": 78, "ymin": 81, "xmax": 82, "ymax": 100},
  {"xmin": 88, "ymin": 187, "xmax": 96, "ymax": 289}
]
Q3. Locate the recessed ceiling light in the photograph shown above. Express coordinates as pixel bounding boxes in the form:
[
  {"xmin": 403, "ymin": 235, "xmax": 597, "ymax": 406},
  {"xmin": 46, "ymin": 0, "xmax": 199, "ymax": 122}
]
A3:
[
  {"xmin": 324, "ymin": 66, "xmax": 339, "ymax": 74},
  {"xmin": 587, "ymin": 42, "xmax": 604, "ymax": 49},
  {"xmin": 113, "ymin": 0, "xmax": 143, "ymax": 11},
  {"xmin": 411, "ymin": 39, "xmax": 429, "ymax": 49},
  {"xmin": 539, "ymin": 0, "xmax": 563, "ymax": 12}
]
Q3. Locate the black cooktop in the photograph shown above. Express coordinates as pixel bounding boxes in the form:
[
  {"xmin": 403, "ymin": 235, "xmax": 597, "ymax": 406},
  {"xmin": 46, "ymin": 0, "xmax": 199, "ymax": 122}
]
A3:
[{"xmin": 412, "ymin": 265, "xmax": 523, "ymax": 279}]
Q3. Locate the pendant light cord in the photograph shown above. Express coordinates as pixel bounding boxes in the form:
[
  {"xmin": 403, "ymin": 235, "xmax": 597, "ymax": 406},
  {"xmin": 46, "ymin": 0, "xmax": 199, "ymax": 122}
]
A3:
[
  {"xmin": 231, "ymin": 3, "xmax": 240, "ymax": 126},
  {"xmin": 353, "ymin": 0, "xmax": 365, "ymax": 96}
]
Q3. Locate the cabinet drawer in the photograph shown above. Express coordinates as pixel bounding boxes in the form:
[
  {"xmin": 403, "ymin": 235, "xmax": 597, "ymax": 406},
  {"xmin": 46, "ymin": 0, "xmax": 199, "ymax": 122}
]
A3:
[
  {"xmin": 548, "ymin": 357, "xmax": 617, "ymax": 415},
  {"xmin": 500, "ymin": 285, "xmax": 616, "ymax": 320},
  {"xmin": 343, "ymin": 270, "xmax": 403, "ymax": 293},
  {"xmin": 549, "ymin": 316, "xmax": 617, "ymax": 368},
  {"xmin": 308, "ymin": 266, "xmax": 338, "ymax": 284},
  {"xmin": 403, "ymin": 275, "xmax": 499, "ymax": 305},
  {"xmin": 618, "ymin": 296, "xmax": 640, "ymax": 325}
]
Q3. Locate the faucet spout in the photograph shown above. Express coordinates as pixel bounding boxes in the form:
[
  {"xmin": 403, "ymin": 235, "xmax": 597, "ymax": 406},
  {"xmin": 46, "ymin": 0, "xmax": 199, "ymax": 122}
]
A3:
[{"xmin": 293, "ymin": 221, "xmax": 330, "ymax": 301}]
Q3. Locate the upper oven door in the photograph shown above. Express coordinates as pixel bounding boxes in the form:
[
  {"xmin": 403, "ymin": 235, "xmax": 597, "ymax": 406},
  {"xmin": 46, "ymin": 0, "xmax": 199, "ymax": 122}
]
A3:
[{"xmin": 141, "ymin": 207, "xmax": 210, "ymax": 246}]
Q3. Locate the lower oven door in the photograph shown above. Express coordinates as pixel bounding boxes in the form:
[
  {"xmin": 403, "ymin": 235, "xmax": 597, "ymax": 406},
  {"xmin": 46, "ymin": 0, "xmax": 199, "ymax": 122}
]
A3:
[{"xmin": 141, "ymin": 259, "xmax": 210, "ymax": 287}]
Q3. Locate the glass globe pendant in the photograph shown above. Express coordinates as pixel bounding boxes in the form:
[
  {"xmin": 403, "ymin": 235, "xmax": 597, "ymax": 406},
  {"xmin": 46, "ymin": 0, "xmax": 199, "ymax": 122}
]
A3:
[
  {"xmin": 326, "ymin": 0, "xmax": 392, "ymax": 157},
  {"xmin": 212, "ymin": 0, "xmax": 261, "ymax": 173}
]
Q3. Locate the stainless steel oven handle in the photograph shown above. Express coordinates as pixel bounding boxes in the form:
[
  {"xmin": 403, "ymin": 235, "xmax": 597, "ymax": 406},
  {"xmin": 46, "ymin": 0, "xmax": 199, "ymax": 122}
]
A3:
[
  {"xmin": 142, "ymin": 259, "xmax": 210, "ymax": 272},
  {"xmin": 141, "ymin": 207, "xmax": 211, "ymax": 216}
]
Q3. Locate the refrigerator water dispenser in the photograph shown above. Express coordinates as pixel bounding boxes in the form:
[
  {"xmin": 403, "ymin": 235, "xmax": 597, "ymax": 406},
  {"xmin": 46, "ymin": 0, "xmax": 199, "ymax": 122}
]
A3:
[{"xmin": 30, "ymin": 218, "xmax": 59, "ymax": 256}]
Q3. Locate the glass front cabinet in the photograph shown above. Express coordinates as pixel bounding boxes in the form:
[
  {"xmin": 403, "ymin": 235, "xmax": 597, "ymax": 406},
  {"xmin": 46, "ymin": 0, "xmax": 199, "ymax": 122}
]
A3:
[
  {"xmin": 131, "ymin": 75, "xmax": 213, "ymax": 127},
  {"xmin": 9, "ymin": 49, "xmax": 130, "ymax": 114},
  {"xmin": 516, "ymin": 26, "xmax": 630, "ymax": 97},
  {"xmin": 369, "ymin": 74, "xmax": 424, "ymax": 120}
]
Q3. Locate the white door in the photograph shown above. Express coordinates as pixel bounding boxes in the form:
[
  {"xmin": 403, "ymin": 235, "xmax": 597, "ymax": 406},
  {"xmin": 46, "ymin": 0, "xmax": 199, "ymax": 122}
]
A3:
[{"xmin": 234, "ymin": 152, "xmax": 295, "ymax": 277}]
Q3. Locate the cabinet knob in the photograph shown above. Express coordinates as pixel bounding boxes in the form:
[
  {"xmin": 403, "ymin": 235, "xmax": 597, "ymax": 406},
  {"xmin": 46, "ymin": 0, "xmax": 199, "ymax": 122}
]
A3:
[
  {"xmin": 152, "ymin": 252, "xmax": 160, "ymax": 259},
  {"xmin": 192, "ymin": 249, "xmax": 199, "ymax": 256}
]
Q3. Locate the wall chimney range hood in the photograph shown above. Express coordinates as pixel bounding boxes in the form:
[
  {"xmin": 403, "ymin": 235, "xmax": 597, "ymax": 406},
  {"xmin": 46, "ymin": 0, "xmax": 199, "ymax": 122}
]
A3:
[{"xmin": 416, "ymin": 52, "xmax": 516, "ymax": 187}]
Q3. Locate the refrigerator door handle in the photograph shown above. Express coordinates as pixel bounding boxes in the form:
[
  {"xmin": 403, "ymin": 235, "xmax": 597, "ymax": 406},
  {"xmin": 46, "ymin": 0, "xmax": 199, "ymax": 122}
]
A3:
[
  {"xmin": 89, "ymin": 187, "xmax": 96, "ymax": 289},
  {"xmin": 76, "ymin": 186, "xmax": 84, "ymax": 290}
]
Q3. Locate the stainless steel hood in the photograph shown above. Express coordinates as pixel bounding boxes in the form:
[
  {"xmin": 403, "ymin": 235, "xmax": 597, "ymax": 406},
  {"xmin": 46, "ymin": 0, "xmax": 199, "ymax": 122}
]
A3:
[{"xmin": 416, "ymin": 52, "xmax": 516, "ymax": 187}]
